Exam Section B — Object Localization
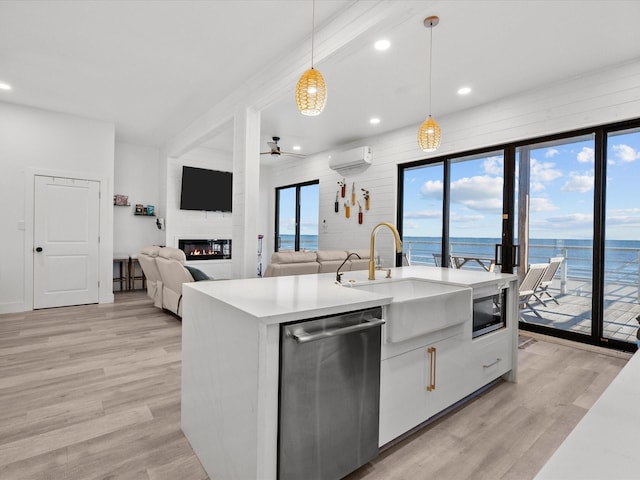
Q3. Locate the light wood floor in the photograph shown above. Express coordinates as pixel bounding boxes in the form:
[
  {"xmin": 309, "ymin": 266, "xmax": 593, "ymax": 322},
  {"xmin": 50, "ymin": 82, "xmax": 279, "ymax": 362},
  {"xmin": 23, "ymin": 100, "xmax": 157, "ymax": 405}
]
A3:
[{"xmin": 0, "ymin": 292, "xmax": 631, "ymax": 480}]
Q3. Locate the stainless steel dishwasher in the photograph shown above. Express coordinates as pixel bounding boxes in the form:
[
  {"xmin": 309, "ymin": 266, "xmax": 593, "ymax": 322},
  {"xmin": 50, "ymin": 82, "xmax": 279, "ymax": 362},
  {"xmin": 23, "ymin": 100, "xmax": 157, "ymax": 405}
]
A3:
[{"xmin": 278, "ymin": 307, "xmax": 384, "ymax": 480}]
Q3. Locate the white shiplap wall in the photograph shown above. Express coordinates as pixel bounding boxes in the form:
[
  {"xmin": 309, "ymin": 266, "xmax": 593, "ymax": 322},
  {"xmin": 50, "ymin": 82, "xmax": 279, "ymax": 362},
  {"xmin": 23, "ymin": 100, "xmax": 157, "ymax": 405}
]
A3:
[{"xmin": 264, "ymin": 59, "xmax": 640, "ymax": 269}]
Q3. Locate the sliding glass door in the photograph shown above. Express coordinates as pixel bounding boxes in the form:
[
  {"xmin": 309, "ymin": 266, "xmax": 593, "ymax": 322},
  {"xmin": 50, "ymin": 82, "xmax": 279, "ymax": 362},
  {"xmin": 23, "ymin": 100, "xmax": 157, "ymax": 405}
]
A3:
[
  {"xmin": 449, "ymin": 152, "xmax": 504, "ymax": 272},
  {"xmin": 602, "ymin": 127, "xmax": 640, "ymax": 344},
  {"xmin": 401, "ymin": 162, "xmax": 444, "ymax": 266},
  {"xmin": 516, "ymin": 135, "xmax": 595, "ymax": 337}
]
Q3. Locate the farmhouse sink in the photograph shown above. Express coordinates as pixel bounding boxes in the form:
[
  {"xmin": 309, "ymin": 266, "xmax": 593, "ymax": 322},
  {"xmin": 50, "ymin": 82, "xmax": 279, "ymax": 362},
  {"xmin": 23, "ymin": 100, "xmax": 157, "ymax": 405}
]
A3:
[{"xmin": 349, "ymin": 278, "xmax": 472, "ymax": 343}]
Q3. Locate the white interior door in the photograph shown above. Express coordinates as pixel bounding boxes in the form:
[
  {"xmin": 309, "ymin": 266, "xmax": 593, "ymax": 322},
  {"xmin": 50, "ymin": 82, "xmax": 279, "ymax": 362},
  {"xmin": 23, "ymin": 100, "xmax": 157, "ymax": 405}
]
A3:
[{"xmin": 34, "ymin": 175, "xmax": 100, "ymax": 309}]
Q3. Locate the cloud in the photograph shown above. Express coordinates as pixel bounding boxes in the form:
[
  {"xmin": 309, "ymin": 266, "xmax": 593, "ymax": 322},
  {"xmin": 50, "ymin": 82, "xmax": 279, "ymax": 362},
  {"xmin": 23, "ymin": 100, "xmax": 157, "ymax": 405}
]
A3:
[
  {"xmin": 402, "ymin": 220, "xmax": 420, "ymax": 230},
  {"xmin": 403, "ymin": 210, "xmax": 442, "ymax": 219},
  {"xmin": 545, "ymin": 213, "xmax": 593, "ymax": 226},
  {"xmin": 450, "ymin": 175, "xmax": 503, "ymax": 212},
  {"xmin": 419, "ymin": 180, "xmax": 443, "ymax": 198},
  {"xmin": 605, "ymin": 208, "xmax": 640, "ymax": 226},
  {"xmin": 608, "ymin": 207, "xmax": 640, "ymax": 215},
  {"xmin": 531, "ymin": 182, "xmax": 546, "ymax": 192},
  {"xmin": 450, "ymin": 213, "xmax": 485, "ymax": 222},
  {"xmin": 577, "ymin": 147, "xmax": 594, "ymax": 163},
  {"xmin": 561, "ymin": 171, "xmax": 594, "ymax": 192},
  {"xmin": 606, "ymin": 215, "xmax": 640, "ymax": 226},
  {"xmin": 530, "ymin": 197, "xmax": 559, "ymax": 212},
  {"xmin": 483, "ymin": 156, "xmax": 503, "ymax": 175},
  {"xmin": 612, "ymin": 144, "xmax": 640, "ymax": 163},
  {"xmin": 530, "ymin": 158, "xmax": 562, "ymax": 183},
  {"xmin": 545, "ymin": 148, "xmax": 560, "ymax": 158}
]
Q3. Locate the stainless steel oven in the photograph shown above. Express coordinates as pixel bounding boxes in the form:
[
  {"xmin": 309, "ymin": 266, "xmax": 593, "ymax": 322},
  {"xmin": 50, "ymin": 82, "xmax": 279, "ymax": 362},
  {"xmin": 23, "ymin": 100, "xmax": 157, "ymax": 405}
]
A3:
[{"xmin": 472, "ymin": 284, "xmax": 507, "ymax": 338}]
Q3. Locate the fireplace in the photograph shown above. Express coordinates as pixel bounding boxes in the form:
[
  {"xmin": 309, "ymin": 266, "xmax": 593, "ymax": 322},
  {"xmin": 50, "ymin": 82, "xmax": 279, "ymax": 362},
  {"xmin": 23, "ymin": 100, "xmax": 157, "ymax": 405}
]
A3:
[{"xmin": 179, "ymin": 239, "xmax": 232, "ymax": 261}]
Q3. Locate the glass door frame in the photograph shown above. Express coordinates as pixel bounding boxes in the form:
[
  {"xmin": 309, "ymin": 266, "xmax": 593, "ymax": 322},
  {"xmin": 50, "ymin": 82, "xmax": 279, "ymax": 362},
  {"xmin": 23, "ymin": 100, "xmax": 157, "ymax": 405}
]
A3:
[
  {"xmin": 397, "ymin": 145, "xmax": 518, "ymax": 273},
  {"xmin": 274, "ymin": 179, "xmax": 319, "ymax": 252}
]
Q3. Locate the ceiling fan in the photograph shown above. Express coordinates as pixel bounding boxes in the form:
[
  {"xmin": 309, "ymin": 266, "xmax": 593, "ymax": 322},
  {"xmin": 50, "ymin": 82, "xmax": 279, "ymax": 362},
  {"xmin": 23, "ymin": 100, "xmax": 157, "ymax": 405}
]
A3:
[{"xmin": 260, "ymin": 136, "xmax": 305, "ymax": 158}]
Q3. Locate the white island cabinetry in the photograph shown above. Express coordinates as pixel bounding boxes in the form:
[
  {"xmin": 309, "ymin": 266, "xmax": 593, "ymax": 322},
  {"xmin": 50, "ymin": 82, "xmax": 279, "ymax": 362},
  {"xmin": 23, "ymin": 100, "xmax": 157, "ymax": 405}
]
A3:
[
  {"xmin": 379, "ymin": 330, "xmax": 467, "ymax": 445},
  {"xmin": 181, "ymin": 266, "xmax": 517, "ymax": 480}
]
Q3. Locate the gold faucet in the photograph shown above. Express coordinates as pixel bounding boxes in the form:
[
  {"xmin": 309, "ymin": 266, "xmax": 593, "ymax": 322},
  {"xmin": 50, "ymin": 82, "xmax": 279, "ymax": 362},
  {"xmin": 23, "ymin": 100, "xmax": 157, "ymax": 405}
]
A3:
[{"xmin": 369, "ymin": 222, "xmax": 403, "ymax": 280}]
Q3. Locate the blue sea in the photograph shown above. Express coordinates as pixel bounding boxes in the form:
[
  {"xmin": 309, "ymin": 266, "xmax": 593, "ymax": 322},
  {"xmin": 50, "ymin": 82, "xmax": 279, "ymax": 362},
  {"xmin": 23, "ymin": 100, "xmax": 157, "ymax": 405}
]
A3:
[{"xmin": 279, "ymin": 235, "xmax": 640, "ymax": 283}]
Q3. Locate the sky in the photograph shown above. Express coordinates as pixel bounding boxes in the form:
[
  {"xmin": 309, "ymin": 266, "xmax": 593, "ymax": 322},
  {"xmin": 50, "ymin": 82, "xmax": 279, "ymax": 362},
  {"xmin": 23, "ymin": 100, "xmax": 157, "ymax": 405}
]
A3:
[{"xmin": 402, "ymin": 129, "xmax": 640, "ymax": 241}]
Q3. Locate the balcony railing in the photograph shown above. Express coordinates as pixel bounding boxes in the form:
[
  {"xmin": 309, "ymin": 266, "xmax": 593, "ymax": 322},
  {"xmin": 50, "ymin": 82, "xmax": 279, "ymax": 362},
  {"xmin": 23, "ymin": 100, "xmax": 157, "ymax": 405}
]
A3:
[{"xmin": 405, "ymin": 239, "xmax": 640, "ymax": 344}]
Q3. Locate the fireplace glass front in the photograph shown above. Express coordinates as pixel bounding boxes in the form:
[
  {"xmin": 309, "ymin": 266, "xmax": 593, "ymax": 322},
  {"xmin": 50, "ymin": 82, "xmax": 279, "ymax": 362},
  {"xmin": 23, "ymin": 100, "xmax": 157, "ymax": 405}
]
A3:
[{"xmin": 178, "ymin": 239, "xmax": 231, "ymax": 261}]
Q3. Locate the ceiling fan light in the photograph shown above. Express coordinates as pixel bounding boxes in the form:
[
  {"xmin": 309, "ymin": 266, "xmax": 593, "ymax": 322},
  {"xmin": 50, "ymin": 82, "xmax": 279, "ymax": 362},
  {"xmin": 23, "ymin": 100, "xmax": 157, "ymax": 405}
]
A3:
[
  {"xmin": 296, "ymin": 67, "xmax": 327, "ymax": 116},
  {"xmin": 418, "ymin": 115, "xmax": 441, "ymax": 152}
]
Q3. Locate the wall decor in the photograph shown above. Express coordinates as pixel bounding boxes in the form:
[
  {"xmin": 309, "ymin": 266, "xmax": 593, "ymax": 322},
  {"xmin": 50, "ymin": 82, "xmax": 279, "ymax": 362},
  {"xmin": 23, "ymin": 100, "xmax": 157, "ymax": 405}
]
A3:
[
  {"xmin": 333, "ymin": 179, "xmax": 370, "ymax": 225},
  {"xmin": 362, "ymin": 188, "xmax": 370, "ymax": 210},
  {"xmin": 338, "ymin": 178, "xmax": 346, "ymax": 197}
]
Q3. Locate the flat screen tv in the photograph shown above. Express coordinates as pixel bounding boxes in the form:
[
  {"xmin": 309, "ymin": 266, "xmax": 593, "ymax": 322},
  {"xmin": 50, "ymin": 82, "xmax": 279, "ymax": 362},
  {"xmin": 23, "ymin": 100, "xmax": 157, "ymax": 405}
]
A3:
[{"xmin": 180, "ymin": 166, "xmax": 233, "ymax": 212}]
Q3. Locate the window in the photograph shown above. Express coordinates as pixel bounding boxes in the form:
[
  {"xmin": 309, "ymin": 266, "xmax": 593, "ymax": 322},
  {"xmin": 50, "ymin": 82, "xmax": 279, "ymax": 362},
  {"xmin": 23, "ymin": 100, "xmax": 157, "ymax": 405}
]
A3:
[{"xmin": 275, "ymin": 180, "xmax": 319, "ymax": 251}]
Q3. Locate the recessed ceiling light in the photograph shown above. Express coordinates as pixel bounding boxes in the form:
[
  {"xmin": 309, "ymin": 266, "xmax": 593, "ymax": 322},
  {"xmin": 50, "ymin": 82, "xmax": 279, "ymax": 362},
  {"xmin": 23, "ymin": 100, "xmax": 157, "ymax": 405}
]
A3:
[
  {"xmin": 0, "ymin": 83, "xmax": 11, "ymax": 91},
  {"xmin": 292, "ymin": 145, "xmax": 301, "ymax": 151},
  {"xmin": 369, "ymin": 117, "xmax": 381, "ymax": 125},
  {"xmin": 457, "ymin": 86, "xmax": 472, "ymax": 95},
  {"xmin": 374, "ymin": 39, "xmax": 390, "ymax": 51}
]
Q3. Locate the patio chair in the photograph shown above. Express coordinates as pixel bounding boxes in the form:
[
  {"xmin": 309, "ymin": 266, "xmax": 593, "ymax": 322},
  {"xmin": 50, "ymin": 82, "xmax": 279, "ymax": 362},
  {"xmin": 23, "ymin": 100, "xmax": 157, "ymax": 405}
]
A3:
[
  {"xmin": 433, "ymin": 253, "xmax": 453, "ymax": 268},
  {"xmin": 519, "ymin": 263, "xmax": 549, "ymax": 320},
  {"xmin": 533, "ymin": 256, "xmax": 564, "ymax": 306}
]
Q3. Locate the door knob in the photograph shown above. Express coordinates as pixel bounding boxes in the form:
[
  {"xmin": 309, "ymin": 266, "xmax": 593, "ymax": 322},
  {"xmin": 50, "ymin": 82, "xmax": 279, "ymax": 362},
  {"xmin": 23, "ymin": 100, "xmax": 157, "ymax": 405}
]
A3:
[{"xmin": 35, "ymin": 247, "xmax": 43, "ymax": 252}]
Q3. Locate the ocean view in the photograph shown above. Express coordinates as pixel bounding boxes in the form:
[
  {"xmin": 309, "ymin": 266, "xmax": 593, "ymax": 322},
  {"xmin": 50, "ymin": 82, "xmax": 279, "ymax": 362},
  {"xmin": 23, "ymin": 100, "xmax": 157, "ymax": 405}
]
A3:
[{"xmin": 278, "ymin": 235, "xmax": 640, "ymax": 284}]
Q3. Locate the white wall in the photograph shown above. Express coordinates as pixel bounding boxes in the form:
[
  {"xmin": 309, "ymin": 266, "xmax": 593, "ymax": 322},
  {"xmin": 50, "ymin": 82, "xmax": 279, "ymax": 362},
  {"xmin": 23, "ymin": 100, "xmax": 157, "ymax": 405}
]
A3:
[
  {"xmin": 264, "ymin": 60, "xmax": 640, "ymax": 269},
  {"xmin": 0, "ymin": 102, "xmax": 115, "ymax": 313},
  {"xmin": 164, "ymin": 147, "xmax": 234, "ymax": 279},
  {"xmin": 113, "ymin": 142, "xmax": 163, "ymax": 256}
]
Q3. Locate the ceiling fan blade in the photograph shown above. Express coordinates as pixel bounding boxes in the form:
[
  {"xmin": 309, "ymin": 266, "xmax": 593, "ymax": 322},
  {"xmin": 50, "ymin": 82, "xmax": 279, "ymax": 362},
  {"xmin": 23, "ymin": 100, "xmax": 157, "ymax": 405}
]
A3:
[{"xmin": 280, "ymin": 151, "xmax": 306, "ymax": 159}]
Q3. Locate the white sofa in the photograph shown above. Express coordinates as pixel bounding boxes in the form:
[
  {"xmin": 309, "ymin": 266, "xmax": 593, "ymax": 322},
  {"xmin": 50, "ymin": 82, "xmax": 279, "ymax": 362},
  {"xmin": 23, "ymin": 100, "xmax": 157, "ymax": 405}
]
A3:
[
  {"xmin": 263, "ymin": 249, "xmax": 370, "ymax": 278},
  {"xmin": 138, "ymin": 246, "xmax": 209, "ymax": 317},
  {"xmin": 137, "ymin": 245, "xmax": 163, "ymax": 308}
]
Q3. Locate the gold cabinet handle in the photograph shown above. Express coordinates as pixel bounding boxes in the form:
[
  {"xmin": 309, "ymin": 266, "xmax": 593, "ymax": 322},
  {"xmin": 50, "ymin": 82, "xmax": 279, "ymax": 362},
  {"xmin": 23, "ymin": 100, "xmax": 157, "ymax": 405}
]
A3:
[
  {"xmin": 432, "ymin": 346, "xmax": 437, "ymax": 390},
  {"xmin": 426, "ymin": 347, "xmax": 436, "ymax": 391}
]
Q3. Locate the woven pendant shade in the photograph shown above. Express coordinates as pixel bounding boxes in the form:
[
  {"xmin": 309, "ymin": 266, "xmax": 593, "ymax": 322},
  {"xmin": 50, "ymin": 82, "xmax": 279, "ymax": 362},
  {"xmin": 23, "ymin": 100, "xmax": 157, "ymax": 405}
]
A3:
[
  {"xmin": 418, "ymin": 115, "xmax": 441, "ymax": 152},
  {"xmin": 296, "ymin": 67, "xmax": 327, "ymax": 116}
]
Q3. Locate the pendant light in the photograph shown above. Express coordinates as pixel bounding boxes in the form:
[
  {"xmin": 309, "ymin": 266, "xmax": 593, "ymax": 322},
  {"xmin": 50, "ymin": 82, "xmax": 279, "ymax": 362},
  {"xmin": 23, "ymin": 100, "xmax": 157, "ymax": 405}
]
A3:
[
  {"xmin": 296, "ymin": 0, "xmax": 327, "ymax": 116},
  {"xmin": 418, "ymin": 16, "xmax": 441, "ymax": 152}
]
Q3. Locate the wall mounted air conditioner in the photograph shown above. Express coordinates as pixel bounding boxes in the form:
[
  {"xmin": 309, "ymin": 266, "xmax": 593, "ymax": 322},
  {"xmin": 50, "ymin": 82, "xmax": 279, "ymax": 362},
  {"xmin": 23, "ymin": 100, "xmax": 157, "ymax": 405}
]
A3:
[{"xmin": 329, "ymin": 146, "xmax": 373, "ymax": 173}]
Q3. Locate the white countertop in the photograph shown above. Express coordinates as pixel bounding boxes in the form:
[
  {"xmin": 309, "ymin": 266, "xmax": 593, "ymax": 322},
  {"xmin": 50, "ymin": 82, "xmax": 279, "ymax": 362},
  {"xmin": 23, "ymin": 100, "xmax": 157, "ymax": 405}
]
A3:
[
  {"xmin": 535, "ymin": 350, "xmax": 638, "ymax": 479},
  {"xmin": 340, "ymin": 265, "xmax": 514, "ymax": 289},
  {"xmin": 184, "ymin": 265, "xmax": 516, "ymax": 325}
]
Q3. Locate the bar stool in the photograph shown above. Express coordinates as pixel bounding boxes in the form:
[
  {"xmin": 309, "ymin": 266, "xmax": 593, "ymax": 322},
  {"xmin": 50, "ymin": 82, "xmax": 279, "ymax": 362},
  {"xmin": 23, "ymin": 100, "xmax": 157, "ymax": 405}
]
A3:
[
  {"xmin": 113, "ymin": 254, "xmax": 129, "ymax": 292},
  {"xmin": 129, "ymin": 255, "xmax": 146, "ymax": 291}
]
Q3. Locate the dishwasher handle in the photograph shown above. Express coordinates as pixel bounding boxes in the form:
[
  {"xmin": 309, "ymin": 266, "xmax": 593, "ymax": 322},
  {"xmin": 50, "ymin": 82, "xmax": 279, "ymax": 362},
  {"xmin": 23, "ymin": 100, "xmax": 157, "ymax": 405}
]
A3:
[{"xmin": 291, "ymin": 318, "xmax": 385, "ymax": 344}]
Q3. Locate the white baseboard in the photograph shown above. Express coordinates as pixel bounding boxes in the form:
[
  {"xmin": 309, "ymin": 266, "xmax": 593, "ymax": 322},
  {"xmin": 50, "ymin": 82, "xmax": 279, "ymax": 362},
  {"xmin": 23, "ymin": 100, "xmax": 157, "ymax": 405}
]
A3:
[{"xmin": 0, "ymin": 302, "xmax": 29, "ymax": 314}]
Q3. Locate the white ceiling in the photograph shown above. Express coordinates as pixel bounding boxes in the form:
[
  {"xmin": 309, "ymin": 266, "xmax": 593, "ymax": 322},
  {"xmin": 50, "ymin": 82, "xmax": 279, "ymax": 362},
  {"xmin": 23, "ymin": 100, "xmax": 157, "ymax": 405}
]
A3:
[{"xmin": 2, "ymin": 1, "xmax": 640, "ymax": 161}]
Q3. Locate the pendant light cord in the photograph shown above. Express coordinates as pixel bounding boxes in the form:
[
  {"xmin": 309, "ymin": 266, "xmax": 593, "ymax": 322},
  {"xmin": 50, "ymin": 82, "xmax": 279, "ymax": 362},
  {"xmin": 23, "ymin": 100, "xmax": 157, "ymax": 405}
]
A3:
[
  {"xmin": 428, "ymin": 22, "xmax": 433, "ymax": 116},
  {"xmin": 311, "ymin": 0, "xmax": 316, "ymax": 69}
]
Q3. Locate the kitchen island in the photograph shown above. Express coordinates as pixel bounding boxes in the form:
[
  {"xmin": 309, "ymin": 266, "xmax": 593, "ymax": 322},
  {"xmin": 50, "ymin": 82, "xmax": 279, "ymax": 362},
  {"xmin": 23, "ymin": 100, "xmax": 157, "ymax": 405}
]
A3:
[{"xmin": 181, "ymin": 266, "xmax": 518, "ymax": 480}]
